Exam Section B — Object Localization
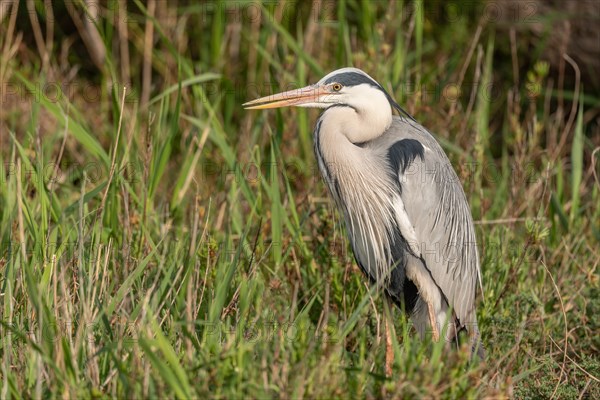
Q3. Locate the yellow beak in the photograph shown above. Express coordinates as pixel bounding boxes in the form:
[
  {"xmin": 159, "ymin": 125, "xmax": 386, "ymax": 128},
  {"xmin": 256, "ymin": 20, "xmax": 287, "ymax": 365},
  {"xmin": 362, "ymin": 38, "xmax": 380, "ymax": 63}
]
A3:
[{"xmin": 243, "ymin": 85, "xmax": 328, "ymax": 109}]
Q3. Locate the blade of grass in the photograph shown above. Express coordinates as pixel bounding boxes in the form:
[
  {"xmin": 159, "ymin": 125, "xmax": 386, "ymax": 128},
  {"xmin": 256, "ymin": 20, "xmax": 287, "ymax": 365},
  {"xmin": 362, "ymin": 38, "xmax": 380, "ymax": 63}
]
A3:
[
  {"xmin": 13, "ymin": 72, "xmax": 110, "ymax": 166},
  {"xmin": 569, "ymin": 95, "xmax": 584, "ymax": 223},
  {"xmin": 259, "ymin": 3, "xmax": 323, "ymax": 77}
]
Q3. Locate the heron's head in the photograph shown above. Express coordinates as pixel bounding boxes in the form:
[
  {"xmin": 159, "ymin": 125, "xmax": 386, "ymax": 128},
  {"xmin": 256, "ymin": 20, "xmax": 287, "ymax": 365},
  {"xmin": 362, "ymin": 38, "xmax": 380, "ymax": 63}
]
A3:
[{"xmin": 243, "ymin": 67, "xmax": 405, "ymax": 116}]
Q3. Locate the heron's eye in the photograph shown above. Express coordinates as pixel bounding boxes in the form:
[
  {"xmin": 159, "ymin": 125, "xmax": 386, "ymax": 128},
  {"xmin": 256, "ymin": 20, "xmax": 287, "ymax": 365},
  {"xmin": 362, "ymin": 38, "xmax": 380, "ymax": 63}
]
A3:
[{"xmin": 332, "ymin": 83, "xmax": 343, "ymax": 92}]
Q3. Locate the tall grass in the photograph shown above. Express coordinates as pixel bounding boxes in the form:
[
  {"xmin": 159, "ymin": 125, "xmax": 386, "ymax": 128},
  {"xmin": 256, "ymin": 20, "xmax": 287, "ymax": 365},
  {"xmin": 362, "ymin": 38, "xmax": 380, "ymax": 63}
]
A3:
[{"xmin": 1, "ymin": 1, "xmax": 599, "ymax": 398}]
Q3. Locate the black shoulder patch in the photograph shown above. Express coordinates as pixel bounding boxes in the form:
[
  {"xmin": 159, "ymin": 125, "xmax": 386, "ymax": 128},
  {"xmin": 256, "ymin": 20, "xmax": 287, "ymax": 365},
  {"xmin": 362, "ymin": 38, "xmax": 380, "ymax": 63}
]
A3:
[{"xmin": 387, "ymin": 139, "xmax": 425, "ymax": 174}]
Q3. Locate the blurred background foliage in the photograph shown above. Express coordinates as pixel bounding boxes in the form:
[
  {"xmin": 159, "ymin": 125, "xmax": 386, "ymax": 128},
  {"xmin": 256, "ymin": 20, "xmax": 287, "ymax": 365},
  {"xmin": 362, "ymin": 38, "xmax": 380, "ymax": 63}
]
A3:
[{"xmin": 0, "ymin": 0, "xmax": 599, "ymax": 398}]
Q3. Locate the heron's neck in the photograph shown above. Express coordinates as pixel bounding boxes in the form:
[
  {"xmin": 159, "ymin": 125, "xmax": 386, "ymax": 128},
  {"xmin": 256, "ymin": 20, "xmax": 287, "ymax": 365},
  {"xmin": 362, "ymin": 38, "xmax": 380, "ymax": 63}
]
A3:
[
  {"xmin": 322, "ymin": 105, "xmax": 392, "ymax": 144},
  {"xmin": 316, "ymin": 106, "xmax": 389, "ymax": 181},
  {"xmin": 314, "ymin": 106, "xmax": 399, "ymax": 284}
]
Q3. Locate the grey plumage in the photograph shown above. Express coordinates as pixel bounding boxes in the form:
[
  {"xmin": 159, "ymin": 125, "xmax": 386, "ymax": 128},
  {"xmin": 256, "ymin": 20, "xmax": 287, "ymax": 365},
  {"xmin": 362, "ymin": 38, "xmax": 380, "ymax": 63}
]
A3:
[
  {"xmin": 244, "ymin": 67, "xmax": 485, "ymax": 358},
  {"xmin": 358, "ymin": 117, "xmax": 481, "ymax": 340}
]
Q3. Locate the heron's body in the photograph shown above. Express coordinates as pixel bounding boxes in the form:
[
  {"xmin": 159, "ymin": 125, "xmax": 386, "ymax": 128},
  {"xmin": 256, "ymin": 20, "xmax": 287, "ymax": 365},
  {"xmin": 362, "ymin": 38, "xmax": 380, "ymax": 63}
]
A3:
[
  {"xmin": 316, "ymin": 113, "xmax": 481, "ymax": 343},
  {"xmin": 245, "ymin": 67, "xmax": 484, "ymax": 358}
]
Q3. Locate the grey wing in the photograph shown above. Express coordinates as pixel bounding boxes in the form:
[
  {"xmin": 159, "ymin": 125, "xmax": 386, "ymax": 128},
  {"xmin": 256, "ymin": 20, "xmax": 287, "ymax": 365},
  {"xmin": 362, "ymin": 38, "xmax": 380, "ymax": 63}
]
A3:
[{"xmin": 375, "ymin": 117, "xmax": 482, "ymax": 327}]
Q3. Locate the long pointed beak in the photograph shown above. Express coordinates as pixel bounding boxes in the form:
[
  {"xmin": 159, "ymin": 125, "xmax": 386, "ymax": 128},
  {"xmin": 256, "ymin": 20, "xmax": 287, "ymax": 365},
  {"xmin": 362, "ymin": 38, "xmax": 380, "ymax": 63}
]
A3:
[{"xmin": 243, "ymin": 84, "xmax": 327, "ymax": 109}]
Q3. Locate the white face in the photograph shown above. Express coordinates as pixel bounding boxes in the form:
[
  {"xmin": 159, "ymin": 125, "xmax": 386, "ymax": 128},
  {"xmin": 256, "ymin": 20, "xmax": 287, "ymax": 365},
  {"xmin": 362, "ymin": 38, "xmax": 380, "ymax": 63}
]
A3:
[{"xmin": 242, "ymin": 67, "xmax": 395, "ymax": 144}]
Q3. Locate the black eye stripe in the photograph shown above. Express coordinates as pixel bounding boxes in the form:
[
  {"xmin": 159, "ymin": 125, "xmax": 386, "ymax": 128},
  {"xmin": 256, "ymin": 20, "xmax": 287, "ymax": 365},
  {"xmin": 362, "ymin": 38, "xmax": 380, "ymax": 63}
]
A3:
[{"xmin": 323, "ymin": 72, "xmax": 377, "ymax": 87}]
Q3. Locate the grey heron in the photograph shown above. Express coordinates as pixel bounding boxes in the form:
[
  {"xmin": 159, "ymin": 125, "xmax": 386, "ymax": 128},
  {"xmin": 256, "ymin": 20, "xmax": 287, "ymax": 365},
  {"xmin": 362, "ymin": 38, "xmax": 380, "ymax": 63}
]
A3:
[{"xmin": 244, "ymin": 68, "xmax": 485, "ymax": 364}]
